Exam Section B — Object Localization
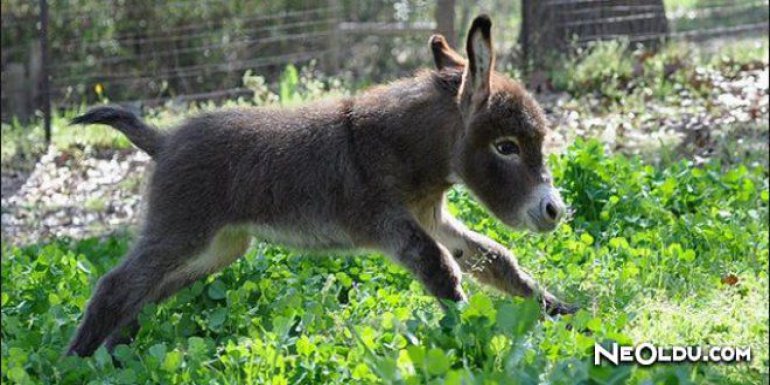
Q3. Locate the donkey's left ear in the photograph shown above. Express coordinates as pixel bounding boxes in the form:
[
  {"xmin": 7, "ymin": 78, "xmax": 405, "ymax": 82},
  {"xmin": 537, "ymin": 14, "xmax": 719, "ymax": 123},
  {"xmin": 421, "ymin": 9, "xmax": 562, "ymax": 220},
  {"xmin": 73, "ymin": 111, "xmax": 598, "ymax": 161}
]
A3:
[
  {"xmin": 462, "ymin": 15, "xmax": 494, "ymax": 105},
  {"xmin": 430, "ymin": 34, "xmax": 465, "ymax": 70}
]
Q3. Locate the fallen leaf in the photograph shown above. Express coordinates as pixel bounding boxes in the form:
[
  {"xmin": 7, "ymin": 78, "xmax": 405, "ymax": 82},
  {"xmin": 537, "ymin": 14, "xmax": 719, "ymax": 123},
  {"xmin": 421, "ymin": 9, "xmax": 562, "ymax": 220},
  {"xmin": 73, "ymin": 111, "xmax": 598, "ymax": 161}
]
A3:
[{"xmin": 721, "ymin": 274, "xmax": 739, "ymax": 286}]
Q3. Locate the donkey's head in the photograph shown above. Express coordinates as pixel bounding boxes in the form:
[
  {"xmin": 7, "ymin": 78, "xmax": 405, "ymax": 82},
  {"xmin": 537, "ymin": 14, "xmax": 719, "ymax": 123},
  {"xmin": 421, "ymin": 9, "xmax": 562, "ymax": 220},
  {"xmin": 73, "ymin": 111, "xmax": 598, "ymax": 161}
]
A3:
[{"xmin": 432, "ymin": 15, "xmax": 565, "ymax": 233}]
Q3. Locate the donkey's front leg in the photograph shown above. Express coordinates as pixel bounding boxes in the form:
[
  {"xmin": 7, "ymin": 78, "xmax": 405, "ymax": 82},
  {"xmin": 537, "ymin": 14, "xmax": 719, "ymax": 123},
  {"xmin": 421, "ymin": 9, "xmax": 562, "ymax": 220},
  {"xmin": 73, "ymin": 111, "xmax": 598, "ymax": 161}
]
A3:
[
  {"xmin": 432, "ymin": 214, "xmax": 576, "ymax": 315},
  {"xmin": 368, "ymin": 212, "xmax": 466, "ymax": 305}
]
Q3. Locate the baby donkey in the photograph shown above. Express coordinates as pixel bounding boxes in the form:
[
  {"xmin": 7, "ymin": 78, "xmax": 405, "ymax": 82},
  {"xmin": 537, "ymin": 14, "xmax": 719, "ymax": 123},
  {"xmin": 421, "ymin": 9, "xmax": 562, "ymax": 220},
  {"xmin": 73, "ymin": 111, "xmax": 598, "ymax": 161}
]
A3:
[{"xmin": 67, "ymin": 15, "xmax": 576, "ymax": 357}]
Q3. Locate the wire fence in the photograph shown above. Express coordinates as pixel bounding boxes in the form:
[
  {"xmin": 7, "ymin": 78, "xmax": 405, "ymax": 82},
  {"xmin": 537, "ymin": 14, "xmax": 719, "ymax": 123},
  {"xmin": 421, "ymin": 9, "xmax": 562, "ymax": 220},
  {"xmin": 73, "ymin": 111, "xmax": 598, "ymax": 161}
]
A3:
[
  {"xmin": 521, "ymin": 0, "xmax": 768, "ymax": 62},
  {"xmin": 1, "ymin": 0, "xmax": 768, "ymax": 129},
  {"xmin": 1, "ymin": 0, "xmax": 445, "ymax": 125},
  {"xmin": 1, "ymin": 1, "xmax": 341, "ymax": 122},
  {"xmin": 54, "ymin": 8, "xmax": 336, "ymax": 108}
]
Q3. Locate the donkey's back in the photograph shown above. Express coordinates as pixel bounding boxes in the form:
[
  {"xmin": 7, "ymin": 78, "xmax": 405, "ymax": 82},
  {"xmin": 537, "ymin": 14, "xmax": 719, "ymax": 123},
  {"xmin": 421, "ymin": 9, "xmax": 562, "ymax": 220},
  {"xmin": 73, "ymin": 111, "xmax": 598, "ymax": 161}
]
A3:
[{"xmin": 148, "ymin": 102, "xmax": 368, "ymax": 246}]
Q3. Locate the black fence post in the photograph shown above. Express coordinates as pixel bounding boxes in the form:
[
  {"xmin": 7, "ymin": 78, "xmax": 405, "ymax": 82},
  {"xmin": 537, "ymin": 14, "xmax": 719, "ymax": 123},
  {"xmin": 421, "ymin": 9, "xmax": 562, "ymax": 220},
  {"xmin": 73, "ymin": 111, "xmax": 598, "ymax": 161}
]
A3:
[{"xmin": 39, "ymin": 0, "xmax": 51, "ymax": 143}]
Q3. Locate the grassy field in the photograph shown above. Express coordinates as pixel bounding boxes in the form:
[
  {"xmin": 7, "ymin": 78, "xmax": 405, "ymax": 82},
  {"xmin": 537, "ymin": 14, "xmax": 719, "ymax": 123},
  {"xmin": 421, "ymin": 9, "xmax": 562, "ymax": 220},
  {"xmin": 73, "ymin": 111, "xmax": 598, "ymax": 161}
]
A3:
[
  {"xmin": 2, "ymin": 37, "xmax": 769, "ymax": 384},
  {"xmin": 2, "ymin": 140, "xmax": 767, "ymax": 384}
]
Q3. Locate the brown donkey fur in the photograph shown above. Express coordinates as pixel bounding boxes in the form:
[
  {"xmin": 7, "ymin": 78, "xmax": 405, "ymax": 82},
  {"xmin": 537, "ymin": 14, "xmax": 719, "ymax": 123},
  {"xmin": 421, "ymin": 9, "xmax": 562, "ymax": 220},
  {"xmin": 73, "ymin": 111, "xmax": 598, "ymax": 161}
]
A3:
[{"xmin": 67, "ymin": 15, "xmax": 575, "ymax": 357}]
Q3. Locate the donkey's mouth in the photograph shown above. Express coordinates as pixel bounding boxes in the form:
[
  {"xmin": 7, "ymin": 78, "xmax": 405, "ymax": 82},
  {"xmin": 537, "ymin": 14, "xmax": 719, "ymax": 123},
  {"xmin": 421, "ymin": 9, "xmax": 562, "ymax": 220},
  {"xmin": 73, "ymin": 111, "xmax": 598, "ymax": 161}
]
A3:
[{"xmin": 526, "ymin": 210, "xmax": 558, "ymax": 233}]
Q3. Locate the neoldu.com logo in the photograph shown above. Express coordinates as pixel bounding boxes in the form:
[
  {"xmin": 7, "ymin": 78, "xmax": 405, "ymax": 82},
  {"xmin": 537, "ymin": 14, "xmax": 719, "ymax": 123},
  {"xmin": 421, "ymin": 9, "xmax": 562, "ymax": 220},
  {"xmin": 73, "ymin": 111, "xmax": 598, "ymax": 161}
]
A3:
[{"xmin": 595, "ymin": 342, "xmax": 751, "ymax": 366}]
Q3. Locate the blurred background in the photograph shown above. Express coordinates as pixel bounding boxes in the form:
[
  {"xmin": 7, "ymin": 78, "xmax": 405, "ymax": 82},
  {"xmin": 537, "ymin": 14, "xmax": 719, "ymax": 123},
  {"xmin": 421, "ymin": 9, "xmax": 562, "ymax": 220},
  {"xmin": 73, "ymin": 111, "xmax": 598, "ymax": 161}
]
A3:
[{"xmin": 1, "ymin": 0, "xmax": 767, "ymax": 121}]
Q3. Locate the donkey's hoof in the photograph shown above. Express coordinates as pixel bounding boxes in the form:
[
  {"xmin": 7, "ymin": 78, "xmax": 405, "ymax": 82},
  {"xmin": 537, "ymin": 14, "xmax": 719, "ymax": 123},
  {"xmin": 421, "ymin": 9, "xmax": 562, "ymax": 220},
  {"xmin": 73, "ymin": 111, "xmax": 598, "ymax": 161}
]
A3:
[
  {"xmin": 64, "ymin": 346, "xmax": 85, "ymax": 357},
  {"xmin": 546, "ymin": 302, "xmax": 579, "ymax": 317}
]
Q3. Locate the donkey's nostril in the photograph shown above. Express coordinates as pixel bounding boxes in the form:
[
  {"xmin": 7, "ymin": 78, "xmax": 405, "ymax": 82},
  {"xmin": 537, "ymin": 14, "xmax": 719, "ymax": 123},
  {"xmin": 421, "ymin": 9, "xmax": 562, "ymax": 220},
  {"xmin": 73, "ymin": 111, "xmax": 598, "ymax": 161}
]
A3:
[
  {"xmin": 545, "ymin": 202, "xmax": 558, "ymax": 220},
  {"xmin": 540, "ymin": 196, "xmax": 563, "ymax": 223}
]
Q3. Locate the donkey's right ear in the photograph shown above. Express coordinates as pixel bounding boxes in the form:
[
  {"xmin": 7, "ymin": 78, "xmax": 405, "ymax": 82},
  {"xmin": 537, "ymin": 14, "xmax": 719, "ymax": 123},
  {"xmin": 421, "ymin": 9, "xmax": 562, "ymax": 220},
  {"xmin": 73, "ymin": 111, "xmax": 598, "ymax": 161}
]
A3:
[{"xmin": 430, "ymin": 34, "xmax": 465, "ymax": 70}]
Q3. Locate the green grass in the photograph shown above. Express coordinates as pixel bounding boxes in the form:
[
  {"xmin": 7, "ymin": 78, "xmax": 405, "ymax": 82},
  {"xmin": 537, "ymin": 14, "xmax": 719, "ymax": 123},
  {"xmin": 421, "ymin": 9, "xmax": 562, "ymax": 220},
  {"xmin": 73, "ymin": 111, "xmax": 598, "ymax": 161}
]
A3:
[{"xmin": 2, "ymin": 139, "xmax": 767, "ymax": 384}]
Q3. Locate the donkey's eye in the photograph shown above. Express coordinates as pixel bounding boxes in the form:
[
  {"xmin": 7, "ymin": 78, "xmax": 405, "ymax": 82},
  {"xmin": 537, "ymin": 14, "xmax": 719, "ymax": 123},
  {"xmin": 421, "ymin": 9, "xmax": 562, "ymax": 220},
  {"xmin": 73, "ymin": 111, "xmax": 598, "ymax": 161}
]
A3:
[{"xmin": 494, "ymin": 139, "xmax": 520, "ymax": 156}]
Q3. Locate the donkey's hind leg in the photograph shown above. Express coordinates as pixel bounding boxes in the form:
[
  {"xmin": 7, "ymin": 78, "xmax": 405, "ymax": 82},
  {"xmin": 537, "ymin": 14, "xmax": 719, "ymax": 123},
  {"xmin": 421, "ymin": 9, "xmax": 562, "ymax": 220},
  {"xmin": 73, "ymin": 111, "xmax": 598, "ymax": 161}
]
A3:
[
  {"xmin": 65, "ymin": 231, "xmax": 211, "ymax": 357},
  {"xmin": 103, "ymin": 226, "xmax": 252, "ymax": 352}
]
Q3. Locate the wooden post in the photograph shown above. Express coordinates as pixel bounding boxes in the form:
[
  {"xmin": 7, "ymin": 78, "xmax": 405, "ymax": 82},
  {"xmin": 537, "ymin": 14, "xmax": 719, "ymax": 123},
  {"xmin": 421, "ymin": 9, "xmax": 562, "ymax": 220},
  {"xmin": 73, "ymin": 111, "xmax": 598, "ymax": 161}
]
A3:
[
  {"xmin": 435, "ymin": 0, "xmax": 456, "ymax": 47},
  {"xmin": 39, "ymin": 0, "xmax": 51, "ymax": 143}
]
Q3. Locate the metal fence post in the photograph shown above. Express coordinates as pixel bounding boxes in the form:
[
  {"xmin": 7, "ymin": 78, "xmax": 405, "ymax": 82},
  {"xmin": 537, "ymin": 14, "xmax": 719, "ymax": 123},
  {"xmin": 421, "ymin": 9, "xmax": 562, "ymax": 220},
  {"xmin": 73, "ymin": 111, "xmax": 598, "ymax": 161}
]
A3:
[{"xmin": 39, "ymin": 0, "xmax": 51, "ymax": 143}]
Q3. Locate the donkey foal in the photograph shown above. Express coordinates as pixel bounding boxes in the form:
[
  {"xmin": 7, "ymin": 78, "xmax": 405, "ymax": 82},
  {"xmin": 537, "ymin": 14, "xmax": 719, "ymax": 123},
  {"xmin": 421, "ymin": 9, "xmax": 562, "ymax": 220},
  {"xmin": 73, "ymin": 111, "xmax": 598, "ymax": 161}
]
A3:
[{"xmin": 67, "ymin": 15, "xmax": 576, "ymax": 357}]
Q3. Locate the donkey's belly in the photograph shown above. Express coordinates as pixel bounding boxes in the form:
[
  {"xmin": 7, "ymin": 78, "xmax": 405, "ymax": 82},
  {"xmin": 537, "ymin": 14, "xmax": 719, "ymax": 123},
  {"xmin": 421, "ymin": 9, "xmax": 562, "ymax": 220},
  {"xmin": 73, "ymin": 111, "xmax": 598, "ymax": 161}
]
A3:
[{"xmin": 246, "ymin": 222, "xmax": 355, "ymax": 250}]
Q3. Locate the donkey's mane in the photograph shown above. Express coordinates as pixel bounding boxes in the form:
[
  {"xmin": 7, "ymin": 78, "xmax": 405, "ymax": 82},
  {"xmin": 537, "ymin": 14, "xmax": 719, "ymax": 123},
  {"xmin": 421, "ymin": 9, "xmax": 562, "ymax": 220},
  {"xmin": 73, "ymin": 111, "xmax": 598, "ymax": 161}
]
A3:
[
  {"xmin": 351, "ymin": 67, "xmax": 463, "ymax": 110},
  {"xmin": 429, "ymin": 67, "xmax": 463, "ymax": 97}
]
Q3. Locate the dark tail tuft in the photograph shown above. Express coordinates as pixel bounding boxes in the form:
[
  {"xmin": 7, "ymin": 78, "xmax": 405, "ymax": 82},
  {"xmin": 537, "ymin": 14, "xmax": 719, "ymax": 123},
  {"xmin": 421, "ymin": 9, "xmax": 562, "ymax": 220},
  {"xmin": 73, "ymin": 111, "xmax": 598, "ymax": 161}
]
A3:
[{"xmin": 71, "ymin": 106, "xmax": 164, "ymax": 157}]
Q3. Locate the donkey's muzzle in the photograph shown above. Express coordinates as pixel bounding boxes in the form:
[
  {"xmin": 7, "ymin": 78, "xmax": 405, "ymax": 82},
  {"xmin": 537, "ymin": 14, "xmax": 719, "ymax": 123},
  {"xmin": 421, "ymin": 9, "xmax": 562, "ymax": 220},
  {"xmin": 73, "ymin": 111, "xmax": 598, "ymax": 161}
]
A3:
[
  {"xmin": 540, "ymin": 193, "xmax": 564, "ymax": 224},
  {"xmin": 531, "ymin": 191, "xmax": 565, "ymax": 233},
  {"xmin": 521, "ymin": 185, "xmax": 566, "ymax": 233}
]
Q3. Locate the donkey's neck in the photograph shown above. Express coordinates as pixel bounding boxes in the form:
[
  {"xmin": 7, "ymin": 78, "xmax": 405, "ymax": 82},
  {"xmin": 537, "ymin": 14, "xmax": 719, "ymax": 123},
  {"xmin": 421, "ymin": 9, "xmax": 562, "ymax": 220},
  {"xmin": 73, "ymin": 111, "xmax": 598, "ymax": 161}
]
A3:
[{"xmin": 349, "ymin": 69, "xmax": 464, "ymax": 198}]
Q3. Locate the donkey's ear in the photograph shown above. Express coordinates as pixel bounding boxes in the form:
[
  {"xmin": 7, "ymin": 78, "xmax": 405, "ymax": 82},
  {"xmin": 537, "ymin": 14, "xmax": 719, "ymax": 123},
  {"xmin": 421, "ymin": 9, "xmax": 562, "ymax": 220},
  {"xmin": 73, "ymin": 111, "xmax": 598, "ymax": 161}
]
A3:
[
  {"xmin": 430, "ymin": 34, "xmax": 465, "ymax": 70},
  {"xmin": 461, "ymin": 15, "xmax": 494, "ymax": 106}
]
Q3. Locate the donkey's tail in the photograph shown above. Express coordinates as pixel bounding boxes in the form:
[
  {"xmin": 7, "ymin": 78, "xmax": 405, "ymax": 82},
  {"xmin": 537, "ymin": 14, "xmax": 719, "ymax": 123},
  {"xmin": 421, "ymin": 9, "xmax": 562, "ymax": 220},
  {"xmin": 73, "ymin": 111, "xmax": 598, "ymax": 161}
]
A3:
[{"xmin": 71, "ymin": 106, "xmax": 165, "ymax": 157}]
